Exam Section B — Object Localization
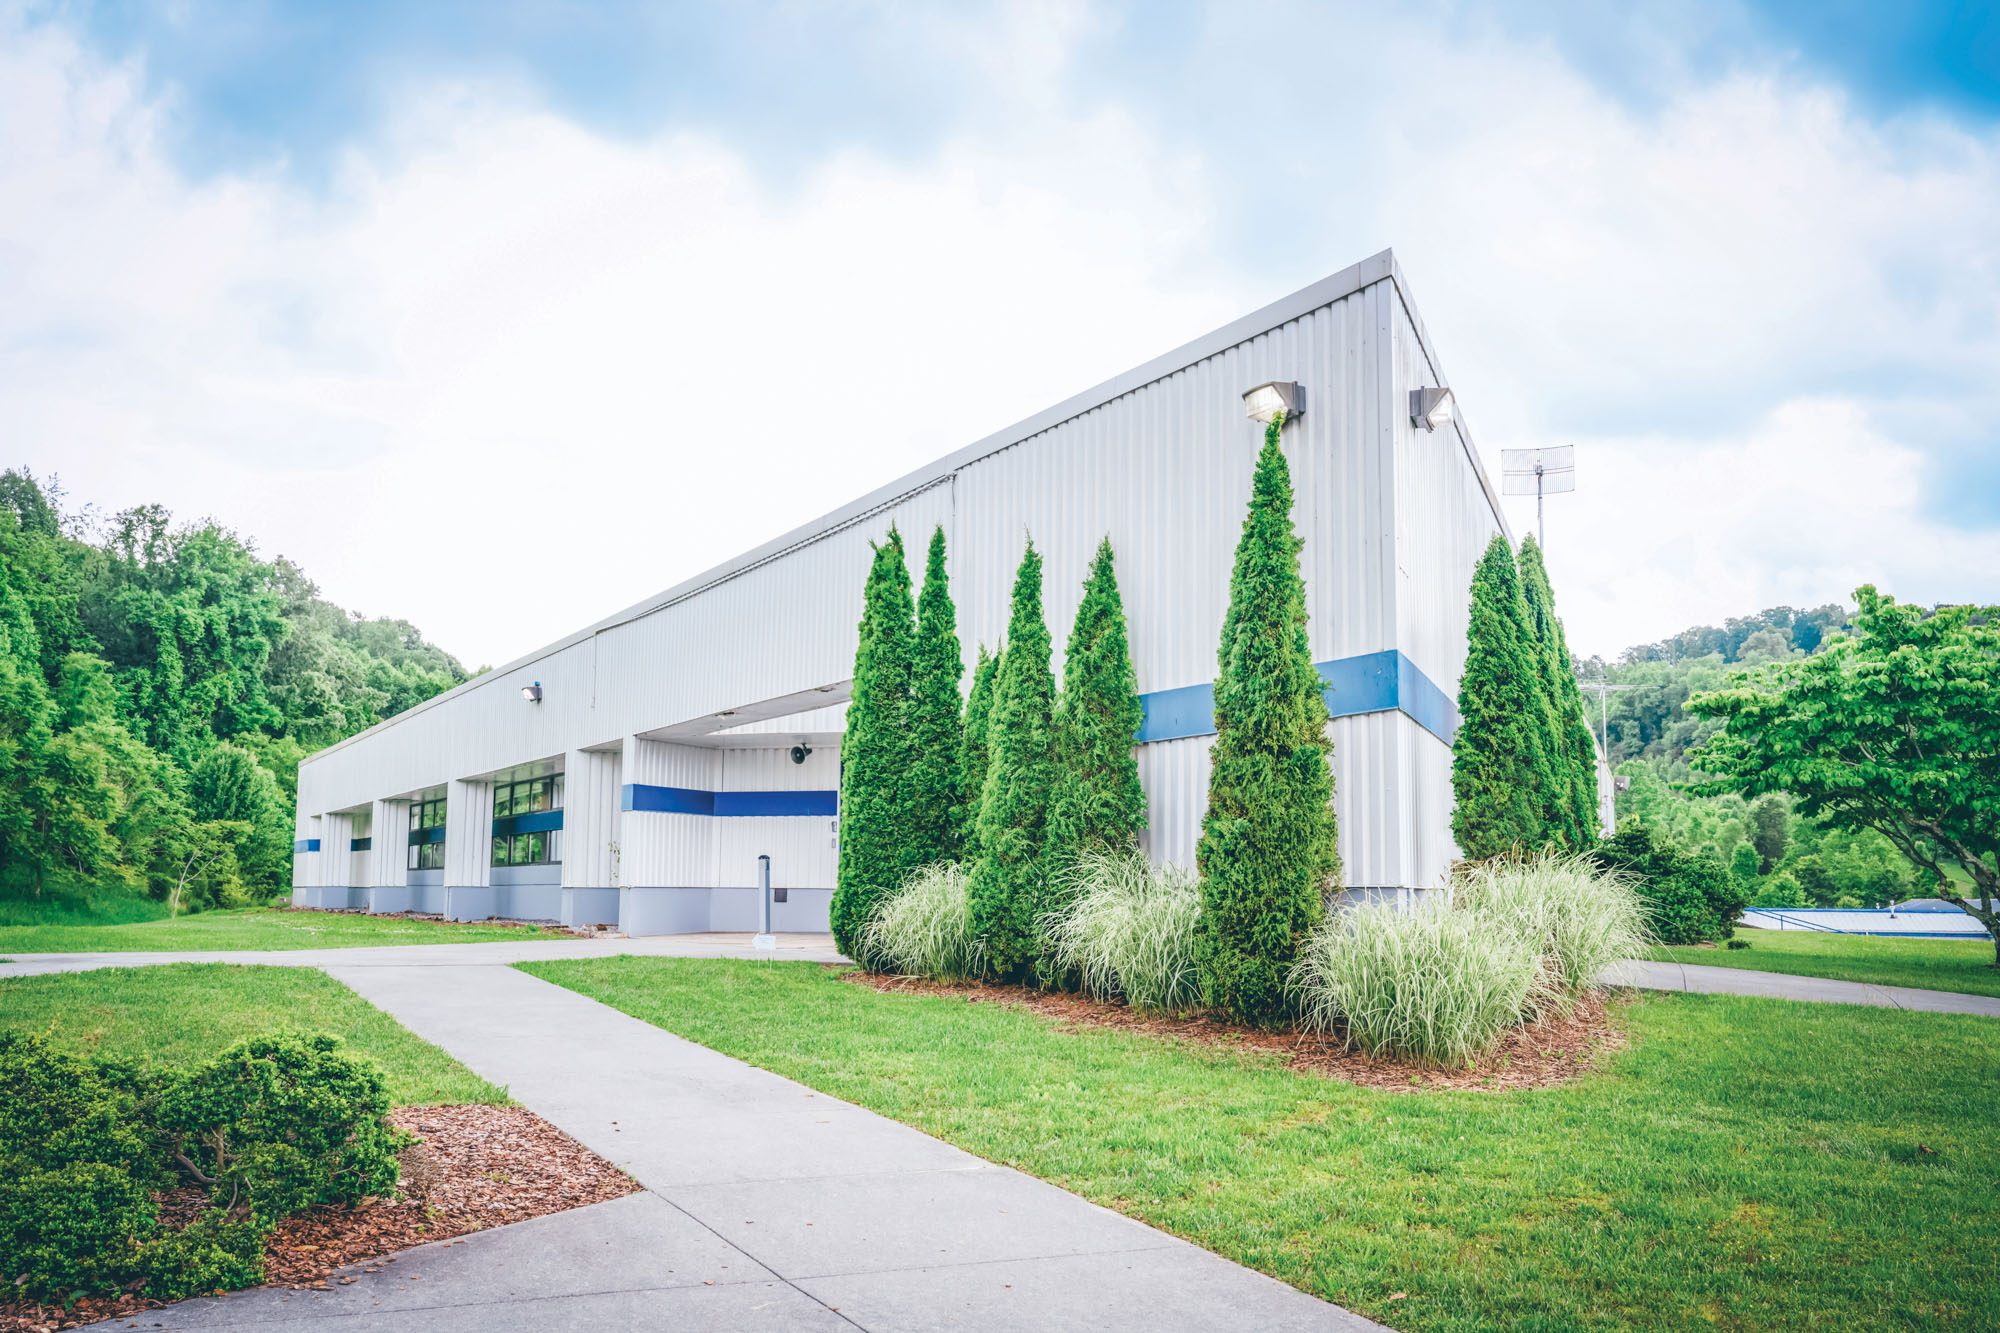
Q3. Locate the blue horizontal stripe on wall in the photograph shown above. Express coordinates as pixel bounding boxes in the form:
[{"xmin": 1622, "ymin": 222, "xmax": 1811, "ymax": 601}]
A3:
[
  {"xmin": 624, "ymin": 784, "xmax": 714, "ymax": 815},
  {"xmin": 493, "ymin": 810, "xmax": 565, "ymax": 837},
  {"xmin": 623, "ymin": 785, "xmax": 839, "ymax": 817},
  {"xmin": 349, "ymin": 837, "xmax": 372, "ymax": 852},
  {"xmin": 716, "ymin": 790, "xmax": 839, "ymax": 817},
  {"xmin": 407, "ymin": 826, "xmax": 447, "ymax": 846},
  {"xmin": 293, "ymin": 839, "xmax": 320, "ymax": 853},
  {"xmin": 1135, "ymin": 650, "xmax": 1458, "ymax": 747}
]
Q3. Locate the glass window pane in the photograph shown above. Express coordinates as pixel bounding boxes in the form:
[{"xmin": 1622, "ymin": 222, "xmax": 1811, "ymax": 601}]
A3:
[
  {"xmin": 526, "ymin": 831, "xmax": 546, "ymax": 864},
  {"xmin": 492, "ymin": 835, "xmax": 509, "ymax": 867},
  {"xmin": 492, "ymin": 785, "xmax": 511, "ymax": 819},
  {"xmin": 547, "ymin": 829, "xmax": 563, "ymax": 863},
  {"xmin": 551, "ymin": 775, "xmax": 564, "ymax": 810},
  {"xmin": 408, "ymin": 842, "xmax": 419, "ymax": 871}
]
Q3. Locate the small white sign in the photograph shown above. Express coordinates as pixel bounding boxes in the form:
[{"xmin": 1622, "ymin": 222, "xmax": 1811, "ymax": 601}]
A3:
[{"xmin": 752, "ymin": 933, "xmax": 777, "ymax": 952}]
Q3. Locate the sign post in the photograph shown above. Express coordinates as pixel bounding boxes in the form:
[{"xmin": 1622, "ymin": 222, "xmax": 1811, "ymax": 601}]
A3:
[{"xmin": 752, "ymin": 854, "xmax": 776, "ymax": 958}]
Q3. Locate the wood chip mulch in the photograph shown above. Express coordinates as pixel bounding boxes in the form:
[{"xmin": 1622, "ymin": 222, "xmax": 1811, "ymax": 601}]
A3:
[
  {"xmin": 272, "ymin": 906, "xmax": 592, "ymax": 935},
  {"xmin": 1, "ymin": 1104, "xmax": 639, "ymax": 1333},
  {"xmin": 843, "ymin": 970, "xmax": 1628, "ymax": 1092}
]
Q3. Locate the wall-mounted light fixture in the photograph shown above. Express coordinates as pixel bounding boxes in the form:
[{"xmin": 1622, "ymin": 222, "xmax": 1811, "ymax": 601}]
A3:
[
  {"xmin": 1409, "ymin": 386, "xmax": 1455, "ymax": 432},
  {"xmin": 521, "ymin": 681, "xmax": 543, "ymax": 703},
  {"xmin": 1243, "ymin": 380, "xmax": 1302, "ymax": 425}
]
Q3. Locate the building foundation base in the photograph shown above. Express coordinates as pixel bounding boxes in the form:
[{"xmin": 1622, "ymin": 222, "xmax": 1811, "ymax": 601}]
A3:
[
  {"xmin": 442, "ymin": 885, "xmax": 497, "ymax": 922},
  {"xmin": 366, "ymin": 885, "xmax": 412, "ymax": 915},
  {"xmin": 562, "ymin": 887, "xmax": 621, "ymax": 928}
]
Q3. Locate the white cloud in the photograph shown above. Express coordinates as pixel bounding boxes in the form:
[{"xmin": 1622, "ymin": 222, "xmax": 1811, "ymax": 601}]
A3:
[
  {"xmin": 6, "ymin": 4, "xmax": 2000, "ymax": 670},
  {"xmin": 1540, "ymin": 399, "xmax": 2000, "ymax": 656},
  {"xmin": 3, "ymin": 16, "xmax": 1242, "ymax": 666}
]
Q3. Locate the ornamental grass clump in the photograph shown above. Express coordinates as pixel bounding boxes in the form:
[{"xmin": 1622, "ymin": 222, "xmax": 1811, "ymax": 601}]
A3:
[
  {"xmin": 1043, "ymin": 849, "xmax": 1202, "ymax": 1013},
  {"xmin": 1455, "ymin": 852, "xmax": 1650, "ymax": 1010},
  {"xmin": 862, "ymin": 862, "xmax": 982, "ymax": 982},
  {"xmin": 1288, "ymin": 898, "xmax": 1544, "ymax": 1069}
]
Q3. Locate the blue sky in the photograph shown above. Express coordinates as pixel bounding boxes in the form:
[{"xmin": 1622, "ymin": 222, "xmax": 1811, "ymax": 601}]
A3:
[{"xmin": 6, "ymin": 0, "xmax": 1999, "ymax": 664}]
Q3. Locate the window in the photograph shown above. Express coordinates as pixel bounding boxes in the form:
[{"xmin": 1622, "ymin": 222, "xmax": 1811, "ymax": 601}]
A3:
[
  {"xmin": 407, "ymin": 796, "xmax": 447, "ymax": 872},
  {"xmin": 491, "ymin": 775, "xmax": 563, "ymax": 866}
]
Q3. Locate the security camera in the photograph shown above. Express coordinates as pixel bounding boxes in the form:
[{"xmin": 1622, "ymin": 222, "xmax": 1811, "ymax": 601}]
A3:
[{"xmin": 790, "ymin": 743, "xmax": 813, "ymax": 766}]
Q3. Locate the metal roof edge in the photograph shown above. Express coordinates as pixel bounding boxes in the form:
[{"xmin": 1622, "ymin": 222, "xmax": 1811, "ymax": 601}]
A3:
[
  {"xmin": 303, "ymin": 249, "xmax": 1405, "ymax": 768},
  {"xmin": 1382, "ymin": 253, "xmax": 1513, "ymax": 543}
]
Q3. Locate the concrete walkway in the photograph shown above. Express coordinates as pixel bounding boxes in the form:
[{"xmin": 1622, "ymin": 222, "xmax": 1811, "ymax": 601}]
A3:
[
  {"xmin": 66, "ymin": 948, "xmax": 1379, "ymax": 1332},
  {"xmin": 1603, "ymin": 958, "xmax": 2000, "ymax": 1017}
]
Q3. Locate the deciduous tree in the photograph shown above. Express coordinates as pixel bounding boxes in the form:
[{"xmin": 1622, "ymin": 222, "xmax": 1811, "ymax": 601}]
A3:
[{"xmin": 1691, "ymin": 586, "xmax": 2000, "ymax": 965}]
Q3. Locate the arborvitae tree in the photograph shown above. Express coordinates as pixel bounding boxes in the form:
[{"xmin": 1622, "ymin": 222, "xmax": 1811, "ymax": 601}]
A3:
[
  {"xmin": 830, "ymin": 530, "xmax": 917, "ymax": 965},
  {"xmin": 958, "ymin": 643, "xmax": 1000, "ymax": 861},
  {"xmin": 1195, "ymin": 415, "xmax": 1339, "ymax": 1026},
  {"xmin": 1045, "ymin": 538, "xmax": 1146, "ymax": 880},
  {"xmin": 1451, "ymin": 534, "xmax": 1555, "ymax": 860},
  {"xmin": 906, "ymin": 526, "xmax": 967, "ymax": 867},
  {"xmin": 1516, "ymin": 536, "xmax": 1601, "ymax": 848},
  {"xmin": 967, "ymin": 539, "xmax": 1059, "ymax": 982}
]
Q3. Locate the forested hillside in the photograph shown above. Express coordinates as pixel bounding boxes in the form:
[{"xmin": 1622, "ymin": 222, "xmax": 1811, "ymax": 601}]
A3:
[
  {"xmin": 1579, "ymin": 602, "xmax": 1922, "ymax": 908},
  {"xmin": 0, "ymin": 470, "xmax": 469, "ymax": 913}
]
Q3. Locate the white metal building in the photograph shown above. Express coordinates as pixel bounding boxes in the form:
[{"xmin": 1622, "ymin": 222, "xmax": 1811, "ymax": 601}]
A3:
[{"xmin": 292, "ymin": 249, "xmax": 1509, "ymax": 932}]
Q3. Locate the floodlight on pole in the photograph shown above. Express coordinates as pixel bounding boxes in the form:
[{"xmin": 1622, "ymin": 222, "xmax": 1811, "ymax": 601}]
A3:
[{"xmin": 1500, "ymin": 445, "xmax": 1576, "ymax": 547}]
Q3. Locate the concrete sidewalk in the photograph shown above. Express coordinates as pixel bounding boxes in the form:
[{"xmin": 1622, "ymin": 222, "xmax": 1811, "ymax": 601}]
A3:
[
  {"xmin": 1604, "ymin": 958, "xmax": 2000, "ymax": 1017},
  {"xmin": 80, "ymin": 960, "xmax": 1381, "ymax": 1332}
]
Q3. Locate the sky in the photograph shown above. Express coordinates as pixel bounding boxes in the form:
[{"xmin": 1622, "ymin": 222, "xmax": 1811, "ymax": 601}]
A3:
[{"xmin": 5, "ymin": 0, "xmax": 1998, "ymax": 668}]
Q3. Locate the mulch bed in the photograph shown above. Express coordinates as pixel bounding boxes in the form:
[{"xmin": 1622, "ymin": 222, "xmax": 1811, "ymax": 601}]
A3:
[
  {"xmin": 273, "ymin": 906, "xmax": 591, "ymax": 935},
  {"xmin": 2, "ymin": 1105, "xmax": 639, "ymax": 1333},
  {"xmin": 844, "ymin": 971, "xmax": 1627, "ymax": 1092}
]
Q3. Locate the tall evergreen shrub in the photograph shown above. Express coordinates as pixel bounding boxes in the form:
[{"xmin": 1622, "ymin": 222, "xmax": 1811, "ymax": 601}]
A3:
[
  {"xmin": 906, "ymin": 526, "xmax": 967, "ymax": 866},
  {"xmin": 1516, "ymin": 536, "xmax": 1602, "ymax": 848},
  {"xmin": 831, "ymin": 530, "xmax": 917, "ymax": 964},
  {"xmin": 1045, "ymin": 538, "xmax": 1146, "ymax": 880},
  {"xmin": 1452, "ymin": 534, "xmax": 1556, "ymax": 860},
  {"xmin": 1195, "ymin": 415, "xmax": 1339, "ymax": 1025},
  {"xmin": 958, "ymin": 643, "xmax": 1000, "ymax": 861},
  {"xmin": 967, "ymin": 539, "xmax": 1059, "ymax": 982}
]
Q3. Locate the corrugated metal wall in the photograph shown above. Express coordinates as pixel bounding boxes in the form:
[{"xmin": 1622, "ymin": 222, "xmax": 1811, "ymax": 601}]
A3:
[
  {"xmin": 297, "ymin": 251, "xmax": 1504, "ymax": 894},
  {"xmin": 713, "ymin": 746, "xmax": 842, "ymax": 890},
  {"xmin": 560, "ymin": 748, "xmax": 622, "ymax": 889}
]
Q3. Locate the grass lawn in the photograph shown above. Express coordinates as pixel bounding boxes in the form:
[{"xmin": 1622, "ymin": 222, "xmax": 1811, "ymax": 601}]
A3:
[
  {"xmin": 0, "ymin": 962, "xmax": 505, "ymax": 1105},
  {"xmin": 524, "ymin": 957, "xmax": 1998, "ymax": 1333},
  {"xmin": 0, "ymin": 905, "xmax": 578, "ymax": 955},
  {"xmin": 1655, "ymin": 928, "xmax": 2000, "ymax": 998}
]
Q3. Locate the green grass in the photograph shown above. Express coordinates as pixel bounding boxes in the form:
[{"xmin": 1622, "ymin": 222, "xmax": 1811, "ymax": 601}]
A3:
[
  {"xmin": 0, "ymin": 962, "xmax": 506, "ymax": 1105},
  {"xmin": 0, "ymin": 906, "xmax": 578, "ymax": 954},
  {"xmin": 1655, "ymin": 928, "xmax": 2000, "ymax": 998},
  {"xmin": 523, "ymin": 957, "xmax": 1998, "ymax": 1333}
]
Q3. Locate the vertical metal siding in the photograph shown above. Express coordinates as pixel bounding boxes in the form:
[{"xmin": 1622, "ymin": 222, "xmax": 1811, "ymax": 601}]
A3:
[
  {"xmin": 560, "ymin": 748, "xmax": 622, "ymax": 888},
  {"xmin": 441, "ymin": 780, "xmax": 494, "ymax": 887},
  {"xmin": 318, "ymin": 813, "xmax": 353, "ymax": 889},
  {"xmin": 296, "ymin": 257, "xmax": 1493, "ymax": 894},
  {"xmin": 368, "ymin": 799, "xmax": 410, "ymax": 890}
]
